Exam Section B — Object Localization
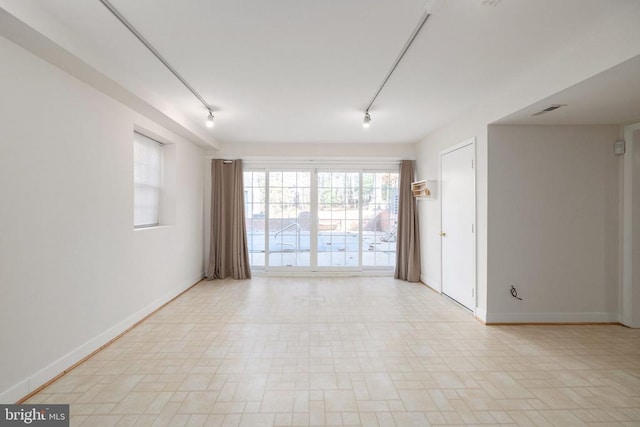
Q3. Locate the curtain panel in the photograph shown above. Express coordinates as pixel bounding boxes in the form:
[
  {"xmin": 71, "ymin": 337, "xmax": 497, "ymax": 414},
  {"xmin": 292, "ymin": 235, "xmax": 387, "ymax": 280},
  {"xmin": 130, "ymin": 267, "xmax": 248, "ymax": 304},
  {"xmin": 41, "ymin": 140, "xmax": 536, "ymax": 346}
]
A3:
[
  {"xmin": 394, "ymin": 160, "xmax": 421, "ymax": 282},
  {"xmin": 207, "ymin": 159, "xmax": 251, "ymax": 280}
]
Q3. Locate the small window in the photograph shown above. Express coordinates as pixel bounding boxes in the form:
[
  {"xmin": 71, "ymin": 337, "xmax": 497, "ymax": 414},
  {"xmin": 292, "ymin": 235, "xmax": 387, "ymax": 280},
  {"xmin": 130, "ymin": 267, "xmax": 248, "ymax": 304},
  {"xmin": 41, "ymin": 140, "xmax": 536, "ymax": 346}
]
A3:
[{"xmin": 133, "ymin": 132, "xmax": 163, "ymax": 228}]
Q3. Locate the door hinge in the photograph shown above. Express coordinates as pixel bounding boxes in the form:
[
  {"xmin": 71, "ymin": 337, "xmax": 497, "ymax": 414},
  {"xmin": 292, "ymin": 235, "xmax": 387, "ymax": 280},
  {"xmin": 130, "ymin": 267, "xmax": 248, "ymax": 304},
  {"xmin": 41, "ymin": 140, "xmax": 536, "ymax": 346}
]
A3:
[
  {"xmin": 472, "ymin": 288, "xmax": 475, "ymax": 297},
  {"xmin": 471, "ymin": 159, "xmax": 474, "ymax": 168},
  {"xmin": 471, "ymin": 224, "xmax": 474, "ymax": 233}
]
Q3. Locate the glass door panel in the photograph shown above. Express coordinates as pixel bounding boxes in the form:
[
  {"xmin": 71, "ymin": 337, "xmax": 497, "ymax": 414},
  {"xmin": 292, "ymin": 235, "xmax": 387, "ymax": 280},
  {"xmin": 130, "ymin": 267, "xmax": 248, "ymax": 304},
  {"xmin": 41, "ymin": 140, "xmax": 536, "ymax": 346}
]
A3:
[
  {"xmin": 362, "ymin": 172, "xmax": 399, "ymax": 267},
  {"xmin": 317, "ymin": 171, "xmax": 360, "ymax": 268},
  {"xmin": 268, "ymin": 171, "xmax": 311, "ymax": 267},
  {"xmin": 244, "ymin": 171, "xmax": 266, "ymax": 267}
]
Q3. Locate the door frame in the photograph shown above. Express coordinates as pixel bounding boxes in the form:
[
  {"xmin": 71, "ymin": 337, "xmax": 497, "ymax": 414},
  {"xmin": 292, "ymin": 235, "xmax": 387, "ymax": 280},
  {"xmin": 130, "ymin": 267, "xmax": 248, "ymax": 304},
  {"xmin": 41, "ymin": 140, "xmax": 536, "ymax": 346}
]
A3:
[
  {"xmin": 243, "ymin": 163, "xmax": 401, "ymax": 274},
  {"xmin": 439, "ymin": 138, "xmax": 477, "ymax": 314},
  {"xmin": 621, "ymin": 122, "xmax": 640, "ymax": 327}
]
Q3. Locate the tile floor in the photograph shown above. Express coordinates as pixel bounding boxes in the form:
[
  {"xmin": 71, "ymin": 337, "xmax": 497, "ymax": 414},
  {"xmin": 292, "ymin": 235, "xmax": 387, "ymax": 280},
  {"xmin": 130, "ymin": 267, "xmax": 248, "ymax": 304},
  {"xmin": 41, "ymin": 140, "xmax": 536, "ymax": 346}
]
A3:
[{"xmin": 27, "ymin": 277, "xmax": 640, "ymax": 426}]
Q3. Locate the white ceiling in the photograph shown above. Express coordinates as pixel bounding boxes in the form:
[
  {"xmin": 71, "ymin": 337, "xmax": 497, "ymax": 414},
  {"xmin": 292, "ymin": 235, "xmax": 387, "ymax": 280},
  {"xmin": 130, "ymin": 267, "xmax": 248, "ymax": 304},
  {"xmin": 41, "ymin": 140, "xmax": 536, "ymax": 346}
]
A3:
[
  {"xmin": 495, "ymin": 54, "xmax": 640, "ymax": 126},
  {"xmin": 18, "ymin": 0, "xmax": 640, "ymax": 145}
]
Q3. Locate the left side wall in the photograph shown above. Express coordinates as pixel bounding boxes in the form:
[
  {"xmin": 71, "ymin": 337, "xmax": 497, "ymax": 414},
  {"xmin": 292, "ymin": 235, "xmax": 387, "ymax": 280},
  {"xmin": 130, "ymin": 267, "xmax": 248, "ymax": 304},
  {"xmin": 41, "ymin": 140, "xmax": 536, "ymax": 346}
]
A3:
[{"xmin": 0, "ymin": 35, "xmax": 205, "ymax": 402}]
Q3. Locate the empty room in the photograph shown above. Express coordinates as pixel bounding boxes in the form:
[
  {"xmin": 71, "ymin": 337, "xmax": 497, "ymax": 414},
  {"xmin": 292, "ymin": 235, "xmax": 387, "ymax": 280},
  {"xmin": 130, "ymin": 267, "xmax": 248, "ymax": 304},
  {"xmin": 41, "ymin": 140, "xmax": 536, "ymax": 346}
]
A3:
[{"xmin": 1, "ymin": 0, "xmax": 640, "ymax": 426}]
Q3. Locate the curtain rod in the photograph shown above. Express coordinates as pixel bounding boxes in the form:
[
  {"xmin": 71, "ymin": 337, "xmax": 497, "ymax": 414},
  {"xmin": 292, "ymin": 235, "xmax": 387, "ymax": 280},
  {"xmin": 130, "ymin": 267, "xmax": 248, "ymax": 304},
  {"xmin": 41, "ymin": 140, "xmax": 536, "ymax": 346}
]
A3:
[{"xmin": 225, "ymin": 158, "xmax": 405, "ymax": 164}]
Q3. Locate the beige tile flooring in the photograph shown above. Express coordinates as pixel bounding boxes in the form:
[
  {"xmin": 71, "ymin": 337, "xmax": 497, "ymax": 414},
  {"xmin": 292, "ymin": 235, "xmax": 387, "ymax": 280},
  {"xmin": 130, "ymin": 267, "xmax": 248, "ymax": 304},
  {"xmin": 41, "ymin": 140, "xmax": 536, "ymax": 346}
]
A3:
[{"xmin": 27, "ymin": 277, "xmax": 640, "ymax": 426}]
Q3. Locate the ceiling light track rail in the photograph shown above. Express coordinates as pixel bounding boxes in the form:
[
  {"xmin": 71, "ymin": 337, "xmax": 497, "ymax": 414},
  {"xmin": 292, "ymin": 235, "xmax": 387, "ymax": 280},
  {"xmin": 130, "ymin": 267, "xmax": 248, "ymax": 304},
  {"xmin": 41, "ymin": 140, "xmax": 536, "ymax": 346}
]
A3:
[
  {"xmin": 98, "ymin": 0, "xmax": 214, "ymax": 120},
  {"xmin": 363, "ymin": 11, "xmax": 430, "ymax": 127}
]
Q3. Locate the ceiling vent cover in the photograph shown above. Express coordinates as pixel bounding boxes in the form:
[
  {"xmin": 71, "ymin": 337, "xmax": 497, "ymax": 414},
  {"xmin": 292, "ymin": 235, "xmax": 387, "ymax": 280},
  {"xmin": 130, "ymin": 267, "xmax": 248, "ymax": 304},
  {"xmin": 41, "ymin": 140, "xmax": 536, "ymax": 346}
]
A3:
[{"xmin": 532, "ymin": 104, "xmax": 567, "ymax": 116}]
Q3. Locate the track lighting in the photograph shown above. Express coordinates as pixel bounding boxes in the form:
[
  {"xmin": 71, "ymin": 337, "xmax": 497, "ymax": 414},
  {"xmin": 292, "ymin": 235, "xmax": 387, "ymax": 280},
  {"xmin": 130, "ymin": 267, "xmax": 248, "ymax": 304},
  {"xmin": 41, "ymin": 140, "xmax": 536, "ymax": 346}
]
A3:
[
  {"xmin": 361, "ymin": 11, "xmax": 430, "ymax": 127},
  {"xmin": 363, "ymin": 112, "xmax": 371, "ymax": 128},
  {"xmin": 99, "ymin": 0, "xmax": 218, "ymax": 130}
]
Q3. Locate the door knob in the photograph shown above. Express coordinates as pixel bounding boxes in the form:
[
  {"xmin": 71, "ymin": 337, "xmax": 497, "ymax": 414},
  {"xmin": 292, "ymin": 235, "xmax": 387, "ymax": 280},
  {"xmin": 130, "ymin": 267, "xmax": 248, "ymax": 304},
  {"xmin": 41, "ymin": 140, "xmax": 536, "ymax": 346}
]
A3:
[{"xmin": 440, "ymin": 232, "xmax": 447, "ymax": 237}]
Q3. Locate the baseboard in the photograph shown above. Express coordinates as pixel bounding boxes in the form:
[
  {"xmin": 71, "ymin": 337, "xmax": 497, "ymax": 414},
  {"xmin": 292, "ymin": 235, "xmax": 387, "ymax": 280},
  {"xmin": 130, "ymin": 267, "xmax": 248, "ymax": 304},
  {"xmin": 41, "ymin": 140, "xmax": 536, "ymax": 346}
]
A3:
[
  {"xmin": 1, "ymin": 274, "xmax": 204, "ymax": 404},
  {"xmin": 0, "ymin": 381, "xmax": 29, "ymax": 406},
  {"xmin": 485, "ymin": 311, "xmax": 619, "ymax": 324},
  {"xmin": 420, "ymin": 275, "xmax": 440, "ymax": 293},
  {"xmin": 474, "ymin": 307, "xmax": 487, "ymax": 323}
]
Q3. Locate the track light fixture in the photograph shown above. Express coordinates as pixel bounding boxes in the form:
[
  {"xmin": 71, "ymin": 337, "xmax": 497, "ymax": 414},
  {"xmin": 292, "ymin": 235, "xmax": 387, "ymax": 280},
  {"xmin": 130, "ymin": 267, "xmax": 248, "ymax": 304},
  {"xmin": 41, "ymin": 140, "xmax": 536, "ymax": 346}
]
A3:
[
  {"xmin": 361, "ymin": 11, "xmax": 431, "ymax": 127},
  {"xmin": 363, "ymin": 112, "xmax": 371, "ymax": 128},
  {"xmin": 99, "ymin": 0, "xmax": 217, "ymax": 130}
]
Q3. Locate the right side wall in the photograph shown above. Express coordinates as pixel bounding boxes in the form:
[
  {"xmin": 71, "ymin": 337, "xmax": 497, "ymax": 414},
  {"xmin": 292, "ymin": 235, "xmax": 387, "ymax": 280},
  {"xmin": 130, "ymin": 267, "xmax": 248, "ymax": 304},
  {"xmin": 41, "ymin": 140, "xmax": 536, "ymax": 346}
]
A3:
[
  {"xmin": 414, "ymin": 1, "xmax": 640, "ymax": 323},
  {"xmin": 486, "ymin": 125, "xmax": 621, "ymax": 322}
]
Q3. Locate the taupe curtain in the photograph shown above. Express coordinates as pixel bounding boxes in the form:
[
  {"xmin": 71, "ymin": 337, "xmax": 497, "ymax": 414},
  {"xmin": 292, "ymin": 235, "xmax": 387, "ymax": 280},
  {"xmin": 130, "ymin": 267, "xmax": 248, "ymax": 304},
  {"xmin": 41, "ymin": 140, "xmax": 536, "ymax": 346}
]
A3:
[
  {"xmin": 207, "ymin": 159, "xmax": 251, "ymax": 280},
  {"xmin": 395, "ymin": 160, "xmax": 421, "ymax": 282}
]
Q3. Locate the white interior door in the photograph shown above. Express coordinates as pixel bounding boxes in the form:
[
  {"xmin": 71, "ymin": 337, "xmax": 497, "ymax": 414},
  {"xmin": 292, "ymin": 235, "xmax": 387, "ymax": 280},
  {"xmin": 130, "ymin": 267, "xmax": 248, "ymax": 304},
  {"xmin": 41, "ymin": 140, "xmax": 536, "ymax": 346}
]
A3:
[{"xmin": 441, "ymin": 142, "xmax": 475, "ymax": 310}]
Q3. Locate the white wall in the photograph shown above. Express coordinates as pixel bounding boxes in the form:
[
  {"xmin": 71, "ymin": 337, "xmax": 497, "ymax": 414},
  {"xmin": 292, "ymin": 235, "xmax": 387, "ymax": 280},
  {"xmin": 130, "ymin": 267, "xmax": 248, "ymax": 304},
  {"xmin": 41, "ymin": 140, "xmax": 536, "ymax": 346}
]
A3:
[
  {"xmin": 631, "ymin": 129, "xmax": 640, "ymax": 326},
  {"xmin": 415, "ymin": 4, "xmax": 640, "ymax": 322},
  {"xmin": 621, "ymin": 124, "xmax": 640, "ymax": 327},
  {"xmin": 486, "ymin": 125, "xmax": 620, "ymax": 322},
  {"xmin": 415, "ymin": 111, "xmax": 489, "ymax": 318},
  {"xmin": 214, "ymin": 141, "xmax": 417, "ymax": 160},
  {"xmin": 0, "ymin": 35, "xmax": 204, "ymax": 402}
]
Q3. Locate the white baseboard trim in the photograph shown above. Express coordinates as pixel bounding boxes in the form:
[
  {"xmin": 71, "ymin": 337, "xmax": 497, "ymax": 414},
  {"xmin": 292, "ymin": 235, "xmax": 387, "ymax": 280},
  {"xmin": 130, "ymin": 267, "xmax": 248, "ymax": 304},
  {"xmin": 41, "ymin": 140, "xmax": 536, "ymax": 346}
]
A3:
[
  {"xmin": 420, "ymin": 275, "xmax": 440, "ymax": 293},
  {"xmin": 474, "ymin": 307, "xmax": 487, "ymax": 323},
  {"xmin": 485, "ymin": 311, "xmax": 619, "ymax": 324},
  {"xmin": 0, "ymin": 381, "xmax": 29, "ymax": 406},
  {"xmin": 0, "ymin": 275, "xmax": 203, "ymax": 404},
  {"xmin": 621, "ymin": 317, "xmax": 640, "ymax": 328}
]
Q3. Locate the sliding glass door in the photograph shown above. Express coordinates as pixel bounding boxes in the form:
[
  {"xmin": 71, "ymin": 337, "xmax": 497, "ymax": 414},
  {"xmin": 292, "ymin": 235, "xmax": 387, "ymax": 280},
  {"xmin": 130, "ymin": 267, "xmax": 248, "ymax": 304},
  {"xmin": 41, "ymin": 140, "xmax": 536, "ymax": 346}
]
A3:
[
  {"xmin": 268, "ymin": 171, "xmax": 311, "ymax": 267},
  {"xmin": 317, "ymin": 171, "xmax": 360, "ymax": 268},
  {"xmin": 362, "ymin": 171, "xmax": 399, "ymax": 267},
  {"xmin": 244, "ymin": 167, "xmax": 398, "ymax": 272}
]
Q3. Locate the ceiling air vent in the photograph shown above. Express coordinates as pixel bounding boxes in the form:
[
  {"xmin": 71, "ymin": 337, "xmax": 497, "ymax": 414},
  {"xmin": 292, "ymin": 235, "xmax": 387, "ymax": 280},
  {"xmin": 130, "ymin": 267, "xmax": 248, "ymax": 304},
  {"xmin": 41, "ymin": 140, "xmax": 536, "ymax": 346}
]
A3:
[{"xmin": 532, "ymin": 104, "xmax": 567, "ymax": 116}]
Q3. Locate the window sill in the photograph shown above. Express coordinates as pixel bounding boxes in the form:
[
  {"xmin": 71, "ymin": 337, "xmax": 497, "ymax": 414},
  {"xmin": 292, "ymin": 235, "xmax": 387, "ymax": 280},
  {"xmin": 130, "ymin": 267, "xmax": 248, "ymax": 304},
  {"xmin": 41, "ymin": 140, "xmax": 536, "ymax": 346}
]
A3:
[{"xmin": 133, "ymin": 225, "xmax": 172, "ymax": 231}]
